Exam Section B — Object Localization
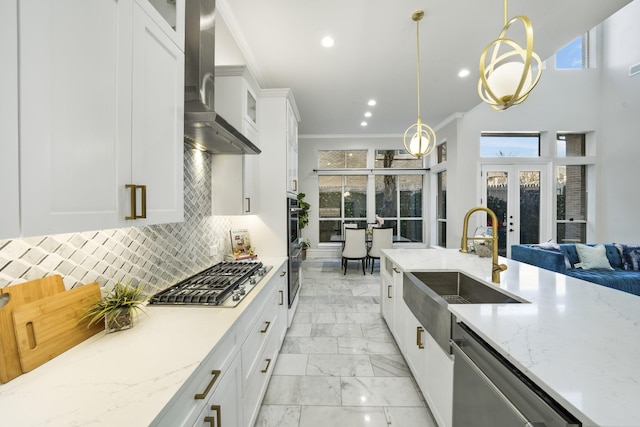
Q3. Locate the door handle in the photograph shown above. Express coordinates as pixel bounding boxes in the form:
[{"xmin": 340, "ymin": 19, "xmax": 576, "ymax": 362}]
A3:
[
  {"xmin": 245, "ymin": 197, "xmax": 251, "ymax": 213},
  {"xmin": 416, "ymin": 326, "xmax": 425, "ymax": 349},
  {"xmin": 125, "ymin": 184, "xmax": 147, "ymax": 220}
]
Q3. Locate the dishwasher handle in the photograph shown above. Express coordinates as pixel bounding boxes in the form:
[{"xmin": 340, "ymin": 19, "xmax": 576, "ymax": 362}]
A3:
[{"xmin": 450, "ymin": 339, "xmax": 546, "ymax": 427}]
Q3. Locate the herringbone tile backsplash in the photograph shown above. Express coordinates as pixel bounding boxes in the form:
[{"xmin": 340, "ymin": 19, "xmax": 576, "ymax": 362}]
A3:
[{"xmin": 0, "ymin": 146, "xmax": 232, "ymax": 295}]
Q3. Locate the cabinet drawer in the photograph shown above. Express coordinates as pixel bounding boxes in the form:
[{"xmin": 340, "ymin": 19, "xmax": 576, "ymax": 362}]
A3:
[
  {"xmin": 241, "ymin": 296, "xmax": 278, "ymax": 389},
  {"xmin": 243, "ymin": 319, "xmax": 281, "ymax": 427},
  {"xmin": 151, "ymin": 330, "xmax": 238, "ymax": 427}
]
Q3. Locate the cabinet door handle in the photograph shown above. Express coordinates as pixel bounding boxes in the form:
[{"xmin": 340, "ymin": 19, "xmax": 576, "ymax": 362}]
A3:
[
  {"xmin": 416, "ymin": 326, "xmax": 425, "ymax": 349},
  {"xmin": 260, "ymin": 321, "xmax": 271, "ymax": 333},
  {"xmin": 139, "ymin": 185, "xmax": 147, "ymax": 218},
  {"xmin": 293, "ymin": 179, "xmax": 298, "ymax": 191},
  {"xmin": 393, "ymin": 267, "xmax": 401, "ymax": 274},
  {"xmin": 261, "ymin": 358, "xmax": 272, "ymax": 373},
  {"xmin": 280, "ymin": 270, "xmax": 286, "ymax": 277},
  {"xmin": 125, "ymin": 184, "xmax": 137, "ymax": 220},
  {"xmin": 245, "ymin": 197, "xmax": 251, "ymax": 213},
  {"xmin": 387, "ymin": 284, "xmax": 393, "ymax": 299},
  {"xmin": 194, "ymin": 370, "xmax": 221, "ymax": 400},
  {"xmin": 125, "ymin": 184, "xmax": 147, "ymax": 220},
  {"xmin": 204, "ymin": 405, "xmax": 222, "ymax": 427},
  {"xmin": 279, "ymin": 290, "xmax": 284, "ymax": 305}
]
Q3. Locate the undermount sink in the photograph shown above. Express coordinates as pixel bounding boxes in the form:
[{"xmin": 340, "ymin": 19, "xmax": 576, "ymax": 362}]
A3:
[
  {"xmin": 403, "ymin": 271, "xmax": 529, "ymax": 354},
  {"xmin": 411, "ymin": 271, "xmax": 524, "ymax": 305}
]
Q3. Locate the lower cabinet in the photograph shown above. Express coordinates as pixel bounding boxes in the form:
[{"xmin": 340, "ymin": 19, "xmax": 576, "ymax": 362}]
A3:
[
  {"xmin": 192, "ymin": 354, "xmax": 242, "ymax": 427},
  {"xmin": 152, "ymin": 260, "xmax": 287, "ymax": 427},
  {"xmin": 380, "ymin": 255, "xmax": 453, "ymax": 427}
]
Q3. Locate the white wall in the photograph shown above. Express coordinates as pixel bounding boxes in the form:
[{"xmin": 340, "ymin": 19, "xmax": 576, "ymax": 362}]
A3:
[{"xmin": 599, "ymin": 0, "xmax": 640, "ymax": 242}]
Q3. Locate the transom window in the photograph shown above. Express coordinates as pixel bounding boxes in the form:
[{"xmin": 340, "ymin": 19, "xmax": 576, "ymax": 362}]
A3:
[
  {"xmin": 480, "ymin": 133, "xmax": 540, "ymax": 157},
  {"xmin": 556, "ymin": 34, "xmax": 588, "ymax": 69}
]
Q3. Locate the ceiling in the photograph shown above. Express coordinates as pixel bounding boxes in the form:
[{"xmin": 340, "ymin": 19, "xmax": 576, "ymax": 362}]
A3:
[{"xmin": 216, "ymin": 0, "xmax": 632, "ymax": 137}]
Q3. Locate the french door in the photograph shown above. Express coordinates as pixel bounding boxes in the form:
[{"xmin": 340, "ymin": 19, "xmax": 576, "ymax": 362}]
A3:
[{"xmin": 481, "ymin": 164, "xmax": 549, "ymax": 258}]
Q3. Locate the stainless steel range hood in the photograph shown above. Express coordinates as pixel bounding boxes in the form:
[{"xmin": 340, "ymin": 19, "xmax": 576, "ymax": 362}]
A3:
[{"xmin": 184, "ymin": 0, "xmax": 260, "ymax": 155}]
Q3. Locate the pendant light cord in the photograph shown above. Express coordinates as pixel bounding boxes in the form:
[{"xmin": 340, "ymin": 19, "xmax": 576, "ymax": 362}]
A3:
[{"xmin": 415, "ymin": 17, "xmax": 422, "ymax": 120}]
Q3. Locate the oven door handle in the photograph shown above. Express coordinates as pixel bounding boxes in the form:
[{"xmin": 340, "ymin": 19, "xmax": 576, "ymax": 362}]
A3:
[{"xmin": 450, "ymin": 340, "xmax": 542, "ymax": 427}]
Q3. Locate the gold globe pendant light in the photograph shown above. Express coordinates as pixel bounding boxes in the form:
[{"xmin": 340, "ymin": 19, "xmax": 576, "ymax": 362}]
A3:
[
  {"xmin": 478, "ymin": 0, "xmax": 542, "ymax": 110},
  {"xmin": 403, "ymin": 10, "xmax": 436, "ymax": 159}
]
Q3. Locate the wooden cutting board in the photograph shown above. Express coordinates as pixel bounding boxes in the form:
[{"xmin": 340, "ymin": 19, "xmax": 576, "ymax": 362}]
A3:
[
  {"xmin": 12, "ymin": 282, "xmax": 104, "ymax": 373},
  {"xmin": 0, "ymin": 275, "xmax": 66, "ymax": 383}
]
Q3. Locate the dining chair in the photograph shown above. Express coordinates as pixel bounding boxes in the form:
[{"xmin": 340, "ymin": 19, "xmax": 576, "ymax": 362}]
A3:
[
  {"xmin": 367, "ymin": 227, "xmax": 393, "ymax": 273},
  {"xmin": 341, "ymin": 228, "xmax": 367, "ymax": 275}
]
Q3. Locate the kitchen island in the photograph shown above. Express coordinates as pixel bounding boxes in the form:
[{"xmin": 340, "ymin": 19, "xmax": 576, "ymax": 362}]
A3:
[
  {"xmin": 381, "ymin": 248, "xmax": 640, "ymax": 427},
  {"xmin": 0, "ymin": 257, "xmax": 288, "ymax": 426}
]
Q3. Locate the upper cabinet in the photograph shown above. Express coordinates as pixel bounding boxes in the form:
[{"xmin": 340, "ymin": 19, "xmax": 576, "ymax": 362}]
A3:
[
  {"xmin": 135, "ymin": 0, "xmax": 185, "ymax": 50},
  {"xmin": 211, "ymin": 66, "xmax": 260, "ymax": 216},
  {"xmin": 16, "ymin": 0, "xmax": 184, "ymax": 238},
  {"xmin": 0, "ymin": 0, "xmax": 20, "ymax": 239},
  {"xmin": 214, "ymin": 66, "xmax": 260, "ymax": 143},
  {"xmin": 286, "ymin": 101, "xmax": 299, "ymax": 194},
  {"xmin": 260, "ymin": 89, "xmax": 300, "ymax": 196}
]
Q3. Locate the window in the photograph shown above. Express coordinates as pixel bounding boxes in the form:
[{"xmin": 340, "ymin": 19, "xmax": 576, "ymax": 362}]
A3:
[
  {"xmin": 317, "ymin": 149, "xmax": 425, "ymax": 243},
  {"xmin": 556, "ymin": 132, "xmax": 589, "ymax": 243},
  {"xmin": 556, "ymin": 165, "xmax": 587, "ymax": 243},
  {"xmin": 556, "ymin": 34, "xmax": 588, "ymax": 69},
  {"xmin": 374, "ymin": 149, "xmax": 423, "ymax": 168},
  {"xmin": 436, "ymin": 171, "xmax": 447, "ymax": 247},
  {"xmin": 480, "ymin": 133, "xmax": 540, "ymax": 157},
  {"xmin": 318, "ymin": 175, "xmax": 367, "ymax": 242},
  {"xmin": 375, "ymin": 174, "xmax": 423, "ymax": 242},
  {"xmin": 318, "ymin": 150, "xmax": 366, "ymax": 169},
  {"xmin": 437, "ymin": 143, "xmax": 447, "ymax": 163},
  {"xmin": 557, "ymin": 133, "xmax": 585, "ymax": 157}
]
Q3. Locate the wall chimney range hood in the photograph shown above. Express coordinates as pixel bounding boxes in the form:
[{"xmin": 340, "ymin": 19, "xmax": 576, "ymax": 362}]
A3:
[{"xmin": 183, "ymin": 0, "xmax": 260, "ymax": 155}]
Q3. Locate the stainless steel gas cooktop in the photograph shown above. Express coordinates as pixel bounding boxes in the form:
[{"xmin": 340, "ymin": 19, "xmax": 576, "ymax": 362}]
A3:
[{"xmin": 148, "ymin": 261, "xmax": 272, "ymax": 308}]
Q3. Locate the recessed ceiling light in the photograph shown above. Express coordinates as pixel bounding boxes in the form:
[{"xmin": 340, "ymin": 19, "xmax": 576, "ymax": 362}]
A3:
[
  {"xmin": 364, "ymin": 112, "xmax": 372, "ymax": 118},
  {"xmin": 321, "ymin": 36, "xmax": 335, "ymax": 48},
  {"xmin": 361, "ymin": 121, "xmax": 368, "ymax": 127},
  {"xmin": 368, "ymin": 99, "xmax": 377, "ymax": 106},
  {"xmin": 458, "ymin": 68, "xmax": 470, "ymax": 78}
]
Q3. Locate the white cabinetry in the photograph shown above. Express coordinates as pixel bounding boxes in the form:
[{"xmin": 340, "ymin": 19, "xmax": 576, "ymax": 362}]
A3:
[
  {"xmin": 192, "ymin": 354, "xmax": 242, "ymax": 427},
  {"xmin": 212, "ymin": 66, "xmax": 260, "ymax": 216},
  {"xmin": 380, "ymin": 254, "xmax": 453, "ymax": 427},
  {"xmin": 0, "ymin": 0, "xmax": 20, "ymax": 239},
  {"xmin": 152, "ymin": 260, "xmax": 288, "ymax": 427},
  {"xmin": 17, "ymin": 0, "xmax": 184, "ymax": 238},
  {"xmin": 286, "ymin": 102, "xmax": 299, "ymax": 194}
]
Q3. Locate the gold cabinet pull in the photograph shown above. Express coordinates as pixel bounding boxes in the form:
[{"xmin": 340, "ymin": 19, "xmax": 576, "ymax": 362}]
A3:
[
  {"xmin": 393, "ymin": 267, "xmax": 401, "ymax": 274},
  {"xmin": 279, "ymin": 270, "xmax": 286, "ymax": 277},
  {"xmin": 125, "ymin": 184, "xmax": 136, "ymax": 220},
  {"xmin": 194, "ymin": 370, "xmax": 221, "ymax": 400},
  {"xmin": 260, "ymin": 321, "xmax": 271, "ymax": 334},
  {"xmin": 261, "ymin": 358, "xmax": 272, "ymax": 373},
  {"xmin": 387, "ymin": 284, "xmax": 392, "ymax": 299},
  {"xmin": 139, "ymin": 185, "xmax": 147, "ymax": 218},
  {"xmin": 204, "ymin": 405, "xmax": 221, "ymax": 427},
  {"xmin": 125, "ymin": 184, "xmax": 147, "ymax": 220},
  {"xmin": 293, "ymin": 179, "xmax": 298, "ymax": 191},
  {"xmin": 245, "ymin": 197, "xmax": 251, "ymax": 213},
  {"xmin": 416, "ymin": 326, "xmax": 425, "ymax": 349},
  {"xmin": 279, "ymin": 290, "xmax": 284, "ymax": 305}
]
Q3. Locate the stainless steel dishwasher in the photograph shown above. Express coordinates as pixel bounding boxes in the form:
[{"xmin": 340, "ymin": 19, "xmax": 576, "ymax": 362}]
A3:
[{"xmin": 451, "ymin": 322, "xmax": 582, "ymax": 427}]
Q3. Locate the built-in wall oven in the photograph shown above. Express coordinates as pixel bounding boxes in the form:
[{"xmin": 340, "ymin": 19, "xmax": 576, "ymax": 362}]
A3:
[
  {"xmin": 287, "ymin": 196, "xmax": 301, "ymax": 307},
  {"xmin": 451, "ymin": 322, "xmax": 581, "ymax": 427}
]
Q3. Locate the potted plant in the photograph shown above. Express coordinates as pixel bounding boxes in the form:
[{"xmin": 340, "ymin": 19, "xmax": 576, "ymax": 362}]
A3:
[
  {"xmin": 300, "ymin": 238, "xmax": 310, "ymax": 260},
  {"xmin": 297, "ymin": 192, "xmax": 310, "ymax": 230},
  {"xmin": 82, "ymin": 281, "xmax": 147, "ymax": 333},
  {"xmin": 297, "ymin": 193, "xmax": 311, "ymax": 260}
]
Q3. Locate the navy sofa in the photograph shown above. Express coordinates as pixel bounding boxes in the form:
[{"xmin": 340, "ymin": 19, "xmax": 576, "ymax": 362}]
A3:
[{"xmin": 511, "ymin": 243, "xmax": 640, "ymax": 296}]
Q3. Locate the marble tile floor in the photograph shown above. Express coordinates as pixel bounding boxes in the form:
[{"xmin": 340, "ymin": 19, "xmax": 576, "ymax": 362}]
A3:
[{"xmin": 254, "ymin": 260, "xmax": 438, "ymax": 427}]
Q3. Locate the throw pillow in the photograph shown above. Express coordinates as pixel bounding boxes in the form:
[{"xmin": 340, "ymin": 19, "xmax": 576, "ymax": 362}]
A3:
[
  {"xmin": 575, "ymin": 244, "xmax": 614, "ymax": 270},
  {"xmin": 532, "ymin": 240, "xmax": 561, "ymax": 251},
  {"xmin": 614, "ymin": 243, "xmax": 640, "ymax": 271}
]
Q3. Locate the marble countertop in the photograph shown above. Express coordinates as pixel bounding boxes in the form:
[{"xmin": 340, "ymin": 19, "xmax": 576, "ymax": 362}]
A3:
[
  {"xmin": 0, "ymin": 257, "xmax": 288, "ymax": 427},
  {"xmin": 382, "ymin": 248, "xmax": 640, "ymax": 427}
]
